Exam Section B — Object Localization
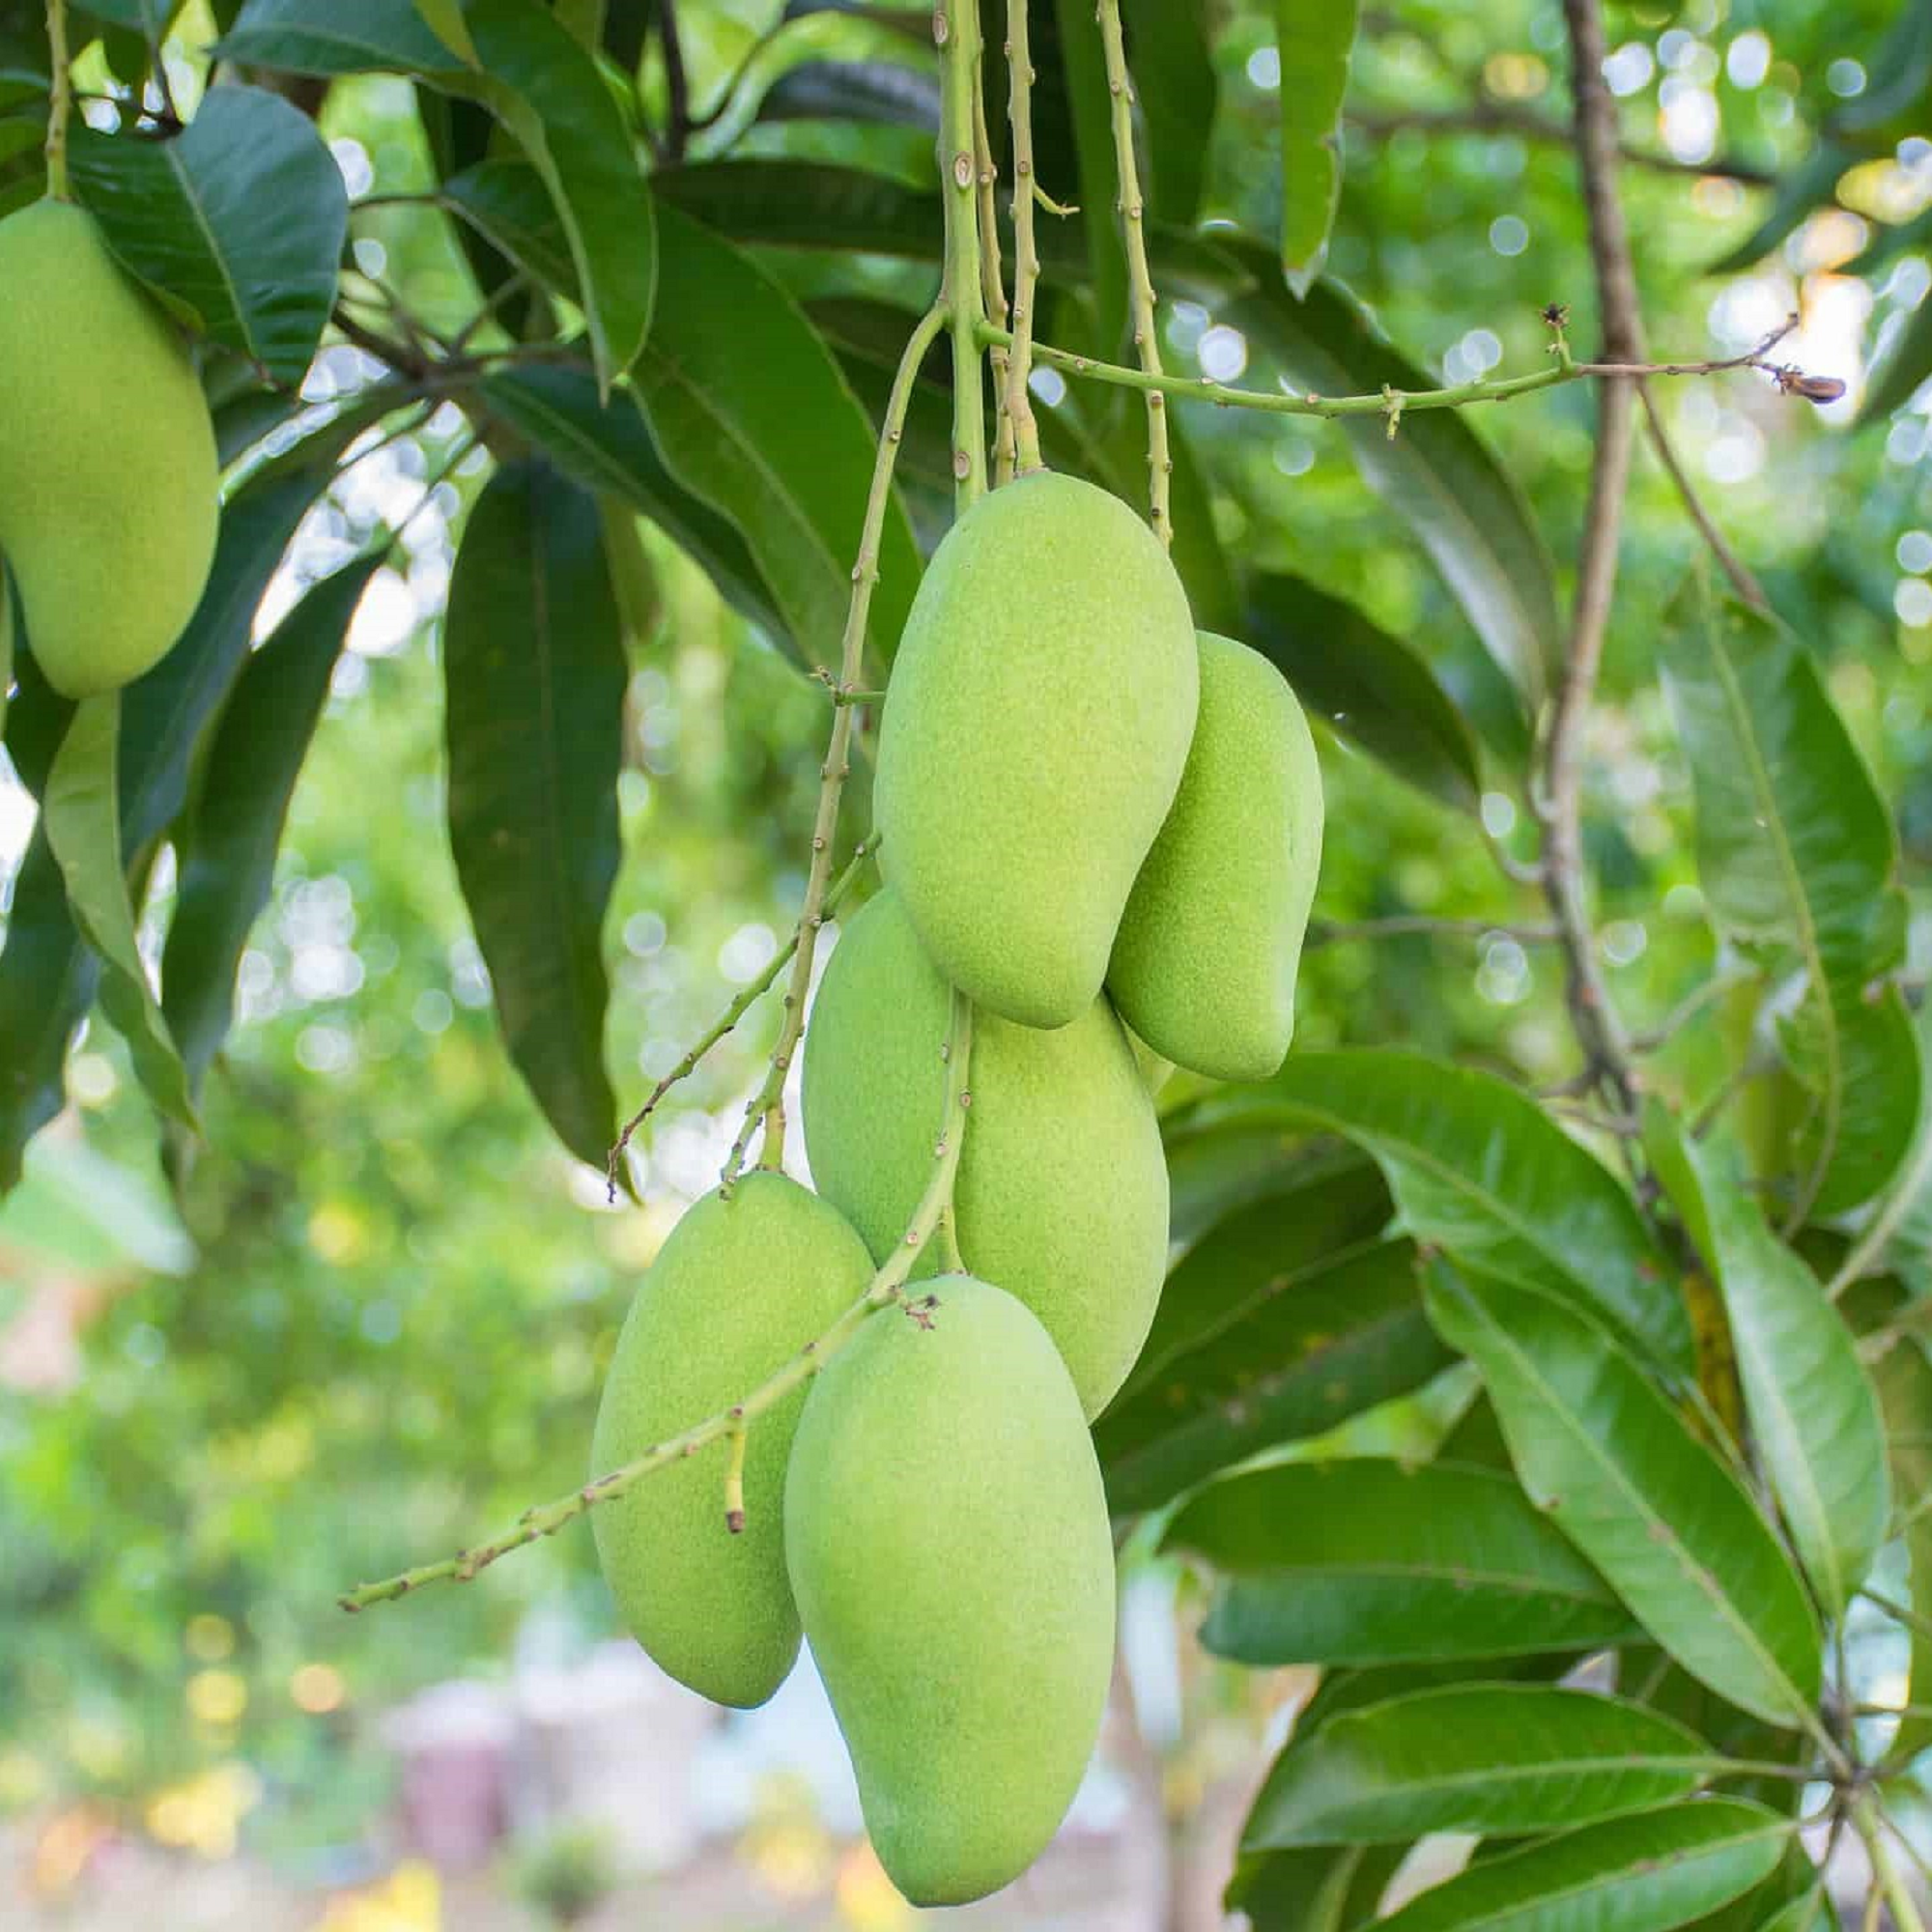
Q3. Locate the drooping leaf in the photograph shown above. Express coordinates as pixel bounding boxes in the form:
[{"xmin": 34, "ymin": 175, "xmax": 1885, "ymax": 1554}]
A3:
[
  {"xmin": 1051, "ymin": 0, "xmax": 1129, "ymax": 355},
  {"xmin": 1244, "ymin": 570, "xmax": 1483, "ymax": 812},
  {"xmin": 1165, "ymin": 1460, "xmax": 1634, "ymax": 1667},
  {"xmin": 475, "ymin": 363, "xmax": 783, "ymax": 641},
  {"xmin": 412, "ymin": 0, "xmax": 475, "ymax": 64},
  {"xmin": 440, "ymin": 157, "xmax": 580, "ymax": 299},
  {"xmin": 71, "ymin": 84, "xmax": 347, "ymax": 384},
  {"xmin": 637, "ymin": 205, "xmax": 921, "ymax": 672},
  {"xmin": 758, "ymin": 58, "xmax": 939, "ymax": 128},
  {"xmin": 1228, "ymin": 1842, "xmax": 1406, "ymax": 1932},
  {"xmin": 444, "ymin": 458, "xmax": 625, "ymax": 1170},
  {"xmin": 1274, "ymin": 0, "xmax": 1357, "ymax": 296},
  {"xmin": 1661, "ymin": 577, "xmax": 1915, "ymax": 1221},
  {"xmin": 1217, "ymin": 1050, "xmax": 1690, "ymax": 1369},
  {"xmin": 1244, "ymin": 1685, "xmax": 1714, "ymax": 1849},
  {"xmin": 1161, "ymin": 1116, "xmax": 1350, "ymax": 1253},
  {"xmin": 1097, "ymin": 1242, "xmax": 1449, "ymax": 1515},
  {"xmin": 1837, "ymin": 999, "xmax": 1932, "ymax": 1292},
  {"xmin": 1122, "ymin": 0, "xmax": 1214, "ymax": 225},
  {"xmin": 1374, "ymin": 1801, "xmax": 1789, "ymax": 1932},
  {"xmin": 161, "ymin": 554, "xmax": 383, "ymax": 1093},
  {"xmin": 1425, "ymin": 1263, "xmax": 1823, "ymax": 1730},
  {"xmin": 1647, "ymin": 1113, "xmax": 1889, "ymax": 1617},
  {"xmin": 41, "ymin": 695, "xmax": 198, "ymax": 1132}
]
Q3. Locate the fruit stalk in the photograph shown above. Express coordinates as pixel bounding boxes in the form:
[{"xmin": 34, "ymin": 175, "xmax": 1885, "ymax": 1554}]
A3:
[
  {"xmin": 970, "ymin": 69, "xmax": 1015, "ymax": 484},
  {"xmin": 338, "ymin": 991, "xmax": 975, "ymax": 1612},
  {"xmin": 719, "ymin": 300, "xmax": 947, "ymax": 1185},
  {"xmin": 43, "ymin": 0, "xmax": 71, "ymax": 201},
  {"xmin": 938, "ymin": 0, "xmax": 989, "ymax": 507},
  {"xmin": 1001, "ymin": 0, "xmax": 1045, "ymax": 474},
  {"xmin": 1094, "ymin": 0, "xmax": 1169, "ymax": 546}
]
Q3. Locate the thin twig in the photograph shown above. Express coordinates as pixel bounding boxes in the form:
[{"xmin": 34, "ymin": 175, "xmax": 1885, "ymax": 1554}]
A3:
[
  {"xmin": 720, "ymin": 307, "xmax": 947, "ymax": 1186},
  {"xmin": 1639, "ymin": 385, "xmax": 1773, "ymax": 611},
  {"xmin": 340, "ymin": 992, "xmax": 976, "ymax": 1611},
  {"xmin": 1094, "ymin": 0, "xmax": 1171, "ymax": 544},
  {"xmin": 939, "ymin": 0, "xmax": 989, "ymax": 506},
  {"xmin": 607, "ymin": 841, "xmax": 875, "ymax": 1199},
  {"xmin": 1002, "ymin": 0, "xmax": 1045, "ymax": 473},
  {"xmin": 1542, "ymin": 0, "xmax": 1644, "ymax": 1119}
]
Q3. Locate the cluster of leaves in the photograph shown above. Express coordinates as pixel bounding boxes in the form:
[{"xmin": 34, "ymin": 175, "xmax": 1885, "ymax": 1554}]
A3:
[{"xmin": 0, "ymin": 0, "xmax": 1931, "ymax": 1923}]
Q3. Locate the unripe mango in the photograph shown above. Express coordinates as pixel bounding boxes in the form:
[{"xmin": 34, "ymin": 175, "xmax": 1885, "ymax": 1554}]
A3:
[
  {"xmin": 1109, "ymin": 633, "xmax": 1324, "ymax": 1082},
  {"xmin": 590, "ymin": 1172, "xmax": 874, "ymax": 1708},
  {"xmin": 785, "ymin": 1275, "xmax": 1116, "ymax": 1906},
  {"xmin": 0, "ymin": 199, "xmax": 219, "ymax": 697},
  {"xmin": 802, "ymin": 889, "xmax": 1167, "ymax": 1416},
  {"xmin": 874, "ymin": 470, "xmax": 1198, "ymax": 1029}
]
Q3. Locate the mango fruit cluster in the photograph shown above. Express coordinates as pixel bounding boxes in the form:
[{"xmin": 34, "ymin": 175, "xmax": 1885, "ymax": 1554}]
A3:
[
  {"xmin": 0, "ymin": 199, "xmax": 219, "ymax": 698},
  {"xmin": 592, "ymin": 470, "xmax": 1322, "ymax": 1906}
]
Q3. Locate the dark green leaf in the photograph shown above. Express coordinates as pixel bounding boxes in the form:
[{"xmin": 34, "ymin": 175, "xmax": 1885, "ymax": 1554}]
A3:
[
  {"xmin": 1162, "ymin": 1121, "xmax": 1369, "ymax": 1254},
  {"xmin": 1373, "ymin": 1801, "xmax": 1790, "ymax": 1932},
  {"xmin": 42, "ymin": 695, "xmax": 197, "ymax": 1131},
  {"xmin": 218, "ymin": 0, "xmax": 453, "ymax": 71},
  {"xmin": 1122, "ymin": 0, "xmax": 1214, "ymax": 225},
  {"xmin": 1245, "ymin": 1685, "xmax": 1712, "ymax": 1848},
  {"xmin": 1051, "ymin": 0, "xmax": 1128, "ymax": 355},
  {"xmin": 1661, "ymin": 578, "xmax": 1914, "ymax": 1220},
  {"xmin": 1243, "ymin": 570, "xmax": 1483, "ymax": 812},
  {"xmin": 1863, "ymin": 296, "xmax": 1932, "ymax": 422},
  {"xmin": 758, "ymin": 59, "xmax": 938, "ymax": 128},
  {"xmin": 1221, "ymin": 1049, "xmax": 1690, "ymax": 1369},
  {"xmin": 71, "ymin": 84, "xmax": 347, "ymax": 384},
  {"xmin": 1164, "ymin": 412, "xmax": 1241, "ymax": 637},
  {"xmin": 444, "ymin": 458, "xmax": 625, "ymax": 1169},
  {"xmin": 161, "ymin": 554, "xmax": 383, "ymax": 1093},
  {"xmin": 1425, "ymin": 1263, "xmax": 1824, "ymax": 1729},
  {"xmin": 1228, "ymin": 1843, "xmax": 1406, "ymax": 1932},
  {"xmin": 475, "ymin": 364, "xmax": 783, "ymax": 642},
  {"xmin": 1275, "ymin": 0, "xmax": 1357, "ymax": 295},
  {"xmin": 1646, "ymin": 1114, "xmax": 1889, "ymax": 1617},
  {"xmin": 1098, "ymin": 1242, "xmax": 1449, "ymax": 1515},
  {"xmin": 1166, "ymin": 1460, "xmax": 1633, "ymax": 1668},
  {"xmin": 1865, "ymin": 1317, "xmax": 1932, "ymax": 1768},
  {"xmin": 412, "ymin": 0, "xmax": 475, "ymax": 64},
  {"xmin": 638, "ymin": 205, "xmax": 921, "ymax": 672},
  {"xmin": 441, "ymin": 157, "xmax": 580, "ymax": 299}
]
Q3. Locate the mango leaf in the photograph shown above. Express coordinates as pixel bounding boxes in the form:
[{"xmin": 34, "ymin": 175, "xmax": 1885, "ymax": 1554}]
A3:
[
  {"xmin": 758, "ymin": 59, "xmax": 939, "ymax": 128},
  {"xmin": 637, "ymin": 206, "xmax": 921, "ymax": 672},
  {"xmin": 1661, "ymin": 577, "xmax": 1914, "ymax": 1222},
  {"xmin": 1216, "ymin": 1050, "xmax": 1690, "ymax": 1369},
  {"xmin": 412, "ymin": 0, "xmax": 475, "ymax": 64},
  {"xmin": 1122, "ymin": 0, "xmax": 1214, "ymax": 225},
  {"xmin": 70, "ymin": 84, "xmax": 347, "ymax": 384},
  {"xmin": 42, "ymin": 695, "xmax": 198, "ymax": 1132},
  {"xmin": 1863, "ymin": 296, "xmax": 1932, "ymax": 422},
  {"xmin": 1051, "ymin": 0, "xmax": 1128, "ymax": 354},
  {"xmin": 444, "ymin": 459, "xmax": 624, "ymax": 1169},
  {"xmin": 1244, "ymin": 570, "xmax": 1482, "ymax": 812},
  {"xmin": 1228, "ymin": 1843, "xmax": 1406, "ymax": 1932},
  {"xmin": 1865, "ymin": 1316, "xmax": 1932, "ymax": 1769},
  {"xmin": 1647, "ymin": 1114, "xmax": 1889, "ymax": 1618},
  {"xmin": 1098, "ymin": 1242, "xmax": 1449, "ymax": 1515},
  {"xmin": 1245, "ymin": 1685, "xmax": 1714, "ymax": 1848},
  {"xmin": 475, "ymin": 364, "xmax": 783, "ymax": 642},
  {"xmin": 1425, "ymin": 1263, "xmax": 1824, "ymax": 1730},
  {"xmin": 1275, "ymin": 0, "xmax": 1357, "ymax": 296},
  {"xmin": 440, "ymin": 157, "xmax": 579, "ymax": 299},
  {"xmin": 1161, "ymin": 1117, "xmax": 1354, "ymax": 1253},
  {"xmin": 223, "ymin": 0, "xmax": 655, "ymax": 392},
  {"xmin": 1375, "ymin": 1802, "xmax": 1789, "ymax": 1932},
  {"xmin": 161, "ymin": 554, "xmax": 383, "ymax": 1093},
  {"xmin": 1833, "ymin": 999, "xmax": 1932, "ymax": 1293},
  {"xmin": 1165, "ymin": 1460, "xmax": 1634, "ymax": 1667}
]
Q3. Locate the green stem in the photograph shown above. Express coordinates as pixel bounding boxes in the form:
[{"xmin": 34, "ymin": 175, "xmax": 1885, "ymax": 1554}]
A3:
[
  {"xmin": 1094, "ymin": 0, "xmax": 1169, "ymax": 544},
  {"xmin": 1857, "ymin": 1797, "xmax": 1927, "ymax": 1932},
  {"xmin": 1001, "ymin": 0, "xmax": 1044, "ymax": 474},
  {"xmin": 970, "ymin": 53, "xmax": 1014, "ymax": 485},
  {"xmin": 723, "ymin": 302, "xmax": 949, "ymax": 1185},
  {"xmin": 44, "ymin": 0, "xmax": 71, "ymax": 201},
  {"xmin": 341, "ymin": 991, "xmax": 976, "ymax": 1612},
  {"xmin": 937, "ymin": 0, "xmax": 988, "ymax": 507}
]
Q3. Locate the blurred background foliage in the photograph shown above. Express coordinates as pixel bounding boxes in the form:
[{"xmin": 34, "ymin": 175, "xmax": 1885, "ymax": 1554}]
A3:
[{"xmin": 2, "ymin": 0, "xmax": 1931, "ymax": 1915}]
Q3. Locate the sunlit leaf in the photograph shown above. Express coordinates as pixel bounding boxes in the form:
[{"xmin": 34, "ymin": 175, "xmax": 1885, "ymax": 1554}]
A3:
[{"xmin": 1274, "ymin": 0, "xmax": 1357, "ymax": 296}]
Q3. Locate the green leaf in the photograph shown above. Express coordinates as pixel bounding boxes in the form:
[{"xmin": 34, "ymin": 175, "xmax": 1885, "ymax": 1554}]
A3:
[
  {"xmin": 441, "ymin": 157, "xmax": 579, "ymax": 299},
  {"xmin": 1224, "ymin": 1050, "xmax": 1690, "ymax": 1369},
  {"xmin": 1425, "ymin": 1264, "xmax": 1824, "ymax": 1730},
  {"xmin": 475, "ymin": 364, "xmax": 783, "ymax": 642},
  {"xmin": 1244, "ymin": 570, "xmax": 1483, "ymax": 812},
  {"xmin": 42, "ymin": 695, "xmax": 198, "ymax": 1132},
  {"xmin": 1865, "ymin": 1318, "xmax": 1932, "ymax": 1768},
  {"xmin": 1162, "ymin": 1116, "xmax": 1351, "ymax": 1252},
  {"xmin": 1834, "ymin": 999, "xmax": 1932, "ymax": 1291},
  {"xmin": 1097, "ymin": 1242, "xmax": 1450, "ymax": 1515},
  {"xmin": 160, "ymin": 554, "xmax": 383, "ymax": 1093},
  {"xmin": 637, "ymin": 205, "xmax": 921, "ymax": 673},
  {"xmin": 1165, "ymin": 1460, "xmax": 1634, "ymax": 1668},
  {"xmin": 1647, "ymin": 1114, "xmax": 1889, "ymax": 1617},
  {"xmin": 444, "ymin": 458, "xmax": 625, "ymax": 1170},
  {"xmin": 1244, "ymin": 1685, "xmax": 1714, "ymax": 1849},
  {"xmin": 757, "ymin": 59, "xmax": 938, "ymax": 128},
  {"xmin": 1122, "ymin": 0, "xmax": 1215, "ymax": 225},
  {"xmin": 1661, "ymin": 577, "xmax": 1914, "ymax": 1220},
  {"xmin": 1274, "ymin": 0, "xmax": 1357, "ymax": 296},
  {"xmin": 218, "ymin": 0, "xmax": 453, "ymax": 73},
  {"xmin": 70, "ymin": 86, "xmax": 346, "ymax": 384},
  {"xmin": 1863, "ymin": 296, "xmax": 1932, "ymax": 422},
  {"xmin": 1374, "ymin": 1801, "xmax": 1790, "ymax": 1932},
  {"xmin": 1229, "ymin": 1843, "xmax": 1406, "ymax": 1932},
  {"xmin": 412, "ymin": 0, "xmax": 475, "ymax": 64},
  {"xmin": 1051, "ymin": 0, "xmax": 1128, "ymax": 355}
]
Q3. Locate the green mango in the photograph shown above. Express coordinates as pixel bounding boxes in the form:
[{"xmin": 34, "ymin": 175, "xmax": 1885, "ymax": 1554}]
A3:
[
  {"xmin": 1110, "ymin": 632, "xmax": 1324, "ymax": 1082},
  {"xmin": 802, "ymin": 888, "xmax": 1168, "ymax": 1417},
  {"xmin": 786, "ymin": 1274, "xmax": 1116, "ymax": 1906},
  {"xmin": 874, "ymin": 470, "xmax": 1198, "ymax": 1029},
  {"xmin": 590, "ymin": 1172, "xmax": 874, "ymax": 1708},
  {"xmin": 0, "ymin": 199, "xmax": 219, "ymax": 697}
]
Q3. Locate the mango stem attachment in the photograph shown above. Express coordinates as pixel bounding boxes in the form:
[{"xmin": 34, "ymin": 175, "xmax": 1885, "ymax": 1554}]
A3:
[{"xmin": 44, "ymin": 0, "xmax": 71, "ymax": 202}]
